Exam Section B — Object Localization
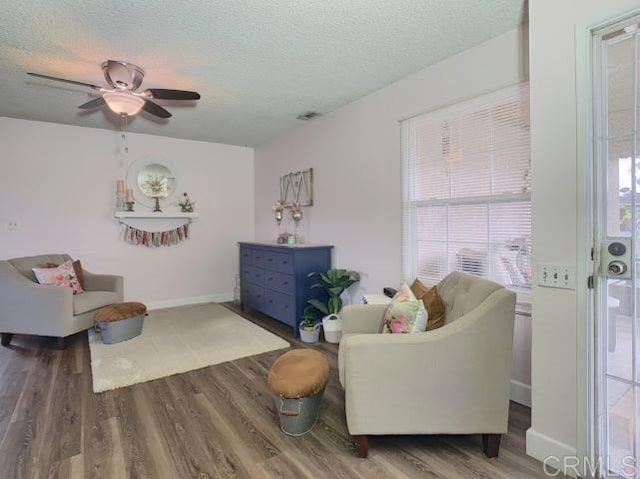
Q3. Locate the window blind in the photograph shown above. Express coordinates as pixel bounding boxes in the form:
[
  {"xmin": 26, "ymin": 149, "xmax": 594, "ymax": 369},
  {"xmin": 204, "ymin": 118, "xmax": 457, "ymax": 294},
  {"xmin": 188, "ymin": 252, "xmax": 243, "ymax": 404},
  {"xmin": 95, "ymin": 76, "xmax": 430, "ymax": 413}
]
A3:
[{"xmin": 401, "ymin": 83, "xmax": 531, "ymax": 302}]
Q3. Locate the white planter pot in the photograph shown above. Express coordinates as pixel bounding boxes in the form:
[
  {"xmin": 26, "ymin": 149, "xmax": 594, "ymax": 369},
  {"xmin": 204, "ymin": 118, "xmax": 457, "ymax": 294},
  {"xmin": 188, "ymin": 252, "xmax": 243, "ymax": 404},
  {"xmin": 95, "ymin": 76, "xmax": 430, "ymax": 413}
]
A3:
[
  {"xmin": 322, "ymin": 314, "xmax": 343, "ymax": 343},
  {"xmin": 299, "ymin": 324, "xmax": 321, "ymax": 343}
]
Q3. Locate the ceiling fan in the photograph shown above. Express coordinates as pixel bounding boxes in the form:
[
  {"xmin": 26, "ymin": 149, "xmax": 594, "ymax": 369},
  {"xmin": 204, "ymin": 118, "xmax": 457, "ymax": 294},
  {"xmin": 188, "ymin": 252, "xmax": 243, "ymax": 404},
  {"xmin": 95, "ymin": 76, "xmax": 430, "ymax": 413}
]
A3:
[{"xmin": 27, "ymin": 60, "xmax": 201, "ymax": 119}]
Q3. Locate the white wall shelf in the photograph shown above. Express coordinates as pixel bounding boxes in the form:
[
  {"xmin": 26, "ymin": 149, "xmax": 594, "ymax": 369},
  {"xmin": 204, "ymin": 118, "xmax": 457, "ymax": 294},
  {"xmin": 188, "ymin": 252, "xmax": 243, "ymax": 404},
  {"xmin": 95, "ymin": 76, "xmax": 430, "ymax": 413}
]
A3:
[
  {"xmin": 114, "ymin": 211, "xmax": 198, "ymax": 226},
  {"xmin": 115, "ymin": 211, "xmax": 198, "ymax": 219}
]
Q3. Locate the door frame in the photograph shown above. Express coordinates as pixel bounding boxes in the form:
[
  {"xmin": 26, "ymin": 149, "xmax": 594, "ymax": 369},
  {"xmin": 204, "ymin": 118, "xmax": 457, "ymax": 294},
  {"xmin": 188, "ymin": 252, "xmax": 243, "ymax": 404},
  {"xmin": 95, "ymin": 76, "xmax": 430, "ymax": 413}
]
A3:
[{"xmin": 577, "ymin": 8, "xmax": 640, "ymax": 477}]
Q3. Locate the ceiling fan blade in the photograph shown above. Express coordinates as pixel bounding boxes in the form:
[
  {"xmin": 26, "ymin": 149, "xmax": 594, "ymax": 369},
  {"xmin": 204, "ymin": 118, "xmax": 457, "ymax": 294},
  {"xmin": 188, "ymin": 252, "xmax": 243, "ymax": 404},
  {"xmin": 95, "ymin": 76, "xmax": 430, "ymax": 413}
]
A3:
[
  {"xmin": 27, "ymin": 72, "xmax": 101, "ymax": 90},
  {"xmin": 78, "ymin": 97, "xmax": 106, "ymax": 109},
  {"xmin": 145, "ymin": 89, "xmax": 200, "ymax": 100},
  {"xmin": 142, "ymin": 100, "xmax": 172, "ymax": 118}
]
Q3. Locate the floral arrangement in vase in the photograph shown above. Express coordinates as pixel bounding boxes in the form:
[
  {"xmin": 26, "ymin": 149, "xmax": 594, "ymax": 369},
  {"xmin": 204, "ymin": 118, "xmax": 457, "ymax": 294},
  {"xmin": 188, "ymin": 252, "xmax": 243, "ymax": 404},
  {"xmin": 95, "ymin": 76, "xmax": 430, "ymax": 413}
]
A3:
[
  {"xmin": 141, "ymin": 175, "xmax": 168, "ymax": 198},
  {"xmin": 272, "ymin": 200, "xmax": 284, "ymax": 225},
  {"xmin": 178, "ymin": 192, "xmax": 195, "ymax": 213}
]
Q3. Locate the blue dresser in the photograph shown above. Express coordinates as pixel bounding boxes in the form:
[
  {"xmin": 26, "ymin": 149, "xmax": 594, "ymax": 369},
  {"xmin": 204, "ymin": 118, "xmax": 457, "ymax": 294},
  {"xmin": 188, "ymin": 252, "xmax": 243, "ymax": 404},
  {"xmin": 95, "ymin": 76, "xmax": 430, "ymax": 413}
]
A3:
[{"xmin": 238, "ymin": 242, "xmax": 333, "ymax": 337}]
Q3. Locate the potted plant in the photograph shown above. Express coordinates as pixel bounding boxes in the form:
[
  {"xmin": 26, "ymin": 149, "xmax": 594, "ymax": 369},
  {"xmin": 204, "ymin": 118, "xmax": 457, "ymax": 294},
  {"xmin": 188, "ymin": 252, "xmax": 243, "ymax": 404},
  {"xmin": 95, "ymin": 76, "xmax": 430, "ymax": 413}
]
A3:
[
  {"xmin": 299, "ymin": 307, "xmax": 321, "ymax": 343},
  {"xmin": 306, "ymin": 268, "xmax": 361, "ymax": 343}
]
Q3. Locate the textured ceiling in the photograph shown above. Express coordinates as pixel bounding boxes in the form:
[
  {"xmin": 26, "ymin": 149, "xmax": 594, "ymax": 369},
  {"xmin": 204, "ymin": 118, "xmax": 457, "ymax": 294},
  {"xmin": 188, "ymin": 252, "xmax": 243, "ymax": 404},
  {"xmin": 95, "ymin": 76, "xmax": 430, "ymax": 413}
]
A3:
[{"xmin": 0, "ymin": 1, "xmax": 526, "ymax": 147}]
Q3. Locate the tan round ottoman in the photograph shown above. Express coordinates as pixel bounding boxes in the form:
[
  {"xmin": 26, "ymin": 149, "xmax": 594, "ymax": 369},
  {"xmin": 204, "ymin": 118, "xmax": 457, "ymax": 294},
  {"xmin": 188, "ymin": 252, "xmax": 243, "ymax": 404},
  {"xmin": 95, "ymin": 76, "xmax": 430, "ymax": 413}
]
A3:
[
  {"xmin": 268, "ymin": 349, "xmax": 330, "ymax": 436},
  {"xmin": 95, "ymin": 302, "xmax": 147, "ymax": 344}
]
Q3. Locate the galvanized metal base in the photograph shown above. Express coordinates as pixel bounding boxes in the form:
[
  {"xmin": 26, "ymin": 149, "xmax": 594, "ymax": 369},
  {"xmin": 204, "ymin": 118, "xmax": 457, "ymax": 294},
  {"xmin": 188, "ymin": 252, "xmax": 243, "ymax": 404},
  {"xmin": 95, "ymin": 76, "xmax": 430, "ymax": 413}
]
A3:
[
  {"xmin": 97, "ymin": 314, "xmax": 144, "ymax": 344},
  {"xmin": 274, "ymin": 388, "xmax": 325, "ymax": 436}
]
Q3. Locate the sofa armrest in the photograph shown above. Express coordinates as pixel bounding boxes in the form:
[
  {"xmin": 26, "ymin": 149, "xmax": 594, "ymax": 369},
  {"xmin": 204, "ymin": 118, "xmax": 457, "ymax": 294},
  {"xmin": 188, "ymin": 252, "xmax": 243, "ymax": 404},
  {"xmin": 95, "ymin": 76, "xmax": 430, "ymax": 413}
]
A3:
[
  {"xmin": 342, "ymin": 304, "xmax": 387, "ymax": 334},
  {"xmin": 0, "ymin": 261, "xmax": 74, "ymax": 336},
  {"xmin": 341, "ymin": 289, "xmax": 516, "ymax": 436},
  {"xmin": 83, "ymin": 271, "xmax": 123, "ymax": 300}
]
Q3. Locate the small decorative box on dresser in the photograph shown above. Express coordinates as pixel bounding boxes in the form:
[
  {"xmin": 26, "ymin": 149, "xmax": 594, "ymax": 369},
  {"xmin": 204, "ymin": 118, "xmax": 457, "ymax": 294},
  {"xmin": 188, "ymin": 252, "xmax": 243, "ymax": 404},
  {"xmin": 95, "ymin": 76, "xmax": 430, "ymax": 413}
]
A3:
[{"xmin": 238, "ymin": 242, "xmax": 333, "ymax": 337}]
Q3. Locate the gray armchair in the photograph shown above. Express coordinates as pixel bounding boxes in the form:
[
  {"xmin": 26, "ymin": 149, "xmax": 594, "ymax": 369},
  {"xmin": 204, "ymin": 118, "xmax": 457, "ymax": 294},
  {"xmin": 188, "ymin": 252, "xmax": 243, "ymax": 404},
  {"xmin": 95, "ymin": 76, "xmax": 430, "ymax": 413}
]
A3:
[
  {"xmin": 0, "ymin": 254, "xmax": 123, "ymax": 348},
  {"xmin": 338, "ymin": 272, "xmax": 516, "ymax": 458}
]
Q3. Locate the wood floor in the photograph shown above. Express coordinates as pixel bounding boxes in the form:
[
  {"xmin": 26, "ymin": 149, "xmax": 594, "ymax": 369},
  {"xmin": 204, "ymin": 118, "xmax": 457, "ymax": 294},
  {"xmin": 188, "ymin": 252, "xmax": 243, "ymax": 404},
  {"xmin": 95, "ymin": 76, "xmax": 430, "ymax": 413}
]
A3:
[{"xmin": 0, "ymin": 302, "xmax": 561, "ymax": 479}]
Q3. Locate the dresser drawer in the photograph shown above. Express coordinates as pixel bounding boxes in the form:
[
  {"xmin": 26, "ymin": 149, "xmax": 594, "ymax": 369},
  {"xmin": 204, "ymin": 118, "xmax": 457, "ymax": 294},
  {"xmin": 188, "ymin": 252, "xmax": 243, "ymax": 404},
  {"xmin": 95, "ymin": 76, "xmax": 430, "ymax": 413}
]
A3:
[
  {"xmin": 243, "ymin": 264, "xmax": 265, "ymax": 286},
  {"xmin": 264, "ymin": 289, "xmax": 295, "ymax": 326},
  {"xmin": 251, "ymin": 250, "xmax": 265, "ymax": 268},
  {"xmin": 264, "ymin": 270, "xmax": 294, "ymax": 295},
  {"xmin": 263, "ymin": 252, "xmax": 279, "ymax": 271},
  {"xmin": 242, "ymin": 283, "xmax": 264, "ymax": 309},
  {"xmin": 276, "ymin": 253, "xmax": 294, "ymax": 274},
  {"xmin": 240, "ymin": 247, "xmax": 252, "ymax": 264}
]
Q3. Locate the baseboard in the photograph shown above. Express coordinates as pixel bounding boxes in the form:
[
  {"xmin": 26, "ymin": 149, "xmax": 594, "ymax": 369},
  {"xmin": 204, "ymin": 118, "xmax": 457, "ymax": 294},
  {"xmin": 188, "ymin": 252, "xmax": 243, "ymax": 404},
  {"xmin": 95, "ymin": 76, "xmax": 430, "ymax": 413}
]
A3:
[
  {"xmin": 526, "ymin": 428, "xmax": 579, "ymax": 478},
  {"xmin": 145, "ymin": 293, "xmax": 234, "ymax": 311},
  {"xmin": 510, "ymin": 379, "xmax": 532, "ymax": 407}
]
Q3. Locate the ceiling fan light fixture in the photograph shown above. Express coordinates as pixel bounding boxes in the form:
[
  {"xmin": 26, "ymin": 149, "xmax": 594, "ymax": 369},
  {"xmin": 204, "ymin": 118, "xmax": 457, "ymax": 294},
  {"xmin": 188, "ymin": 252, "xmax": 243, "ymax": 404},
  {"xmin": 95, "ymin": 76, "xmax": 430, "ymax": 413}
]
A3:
[{"xmin": 103, "ymin": 92, "xmax": 144, "ymax": 116}]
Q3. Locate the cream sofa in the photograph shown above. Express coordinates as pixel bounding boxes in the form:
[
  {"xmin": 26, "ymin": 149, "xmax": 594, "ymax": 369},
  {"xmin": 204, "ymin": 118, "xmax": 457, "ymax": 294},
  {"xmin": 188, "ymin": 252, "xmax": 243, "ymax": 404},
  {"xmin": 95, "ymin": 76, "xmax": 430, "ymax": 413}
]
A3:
[
  {"xmin": 0, "ymin": 254, "xmax": 123, "ymax": 348},
  {"xmin": 338, "ymin": 272, "xmax": 516, "ymax": 458}
]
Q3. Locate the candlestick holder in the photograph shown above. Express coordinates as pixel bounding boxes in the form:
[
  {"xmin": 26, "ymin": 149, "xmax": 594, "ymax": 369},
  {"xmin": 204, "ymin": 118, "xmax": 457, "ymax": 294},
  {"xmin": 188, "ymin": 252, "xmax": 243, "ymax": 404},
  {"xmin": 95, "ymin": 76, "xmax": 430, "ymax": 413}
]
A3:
[
  {"xmin": 116, "ymin": 191, "xmax": 126, "ymax": 211},
  {"xmin": 126, "ymin": 202, "xmax": 135, "ymax": 212}
]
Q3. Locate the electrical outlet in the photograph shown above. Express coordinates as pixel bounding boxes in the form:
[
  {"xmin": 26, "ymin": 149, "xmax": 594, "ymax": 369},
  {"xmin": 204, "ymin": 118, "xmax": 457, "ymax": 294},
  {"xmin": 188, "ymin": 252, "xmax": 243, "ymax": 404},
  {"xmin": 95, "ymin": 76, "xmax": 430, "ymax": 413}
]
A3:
[
  {"xmin": 6, "ymin": 221, "xmax": 19, "ymax": 231},
  {"xmin": 537, "ymin": 263, "xmax": 576, "ymax": 290}
]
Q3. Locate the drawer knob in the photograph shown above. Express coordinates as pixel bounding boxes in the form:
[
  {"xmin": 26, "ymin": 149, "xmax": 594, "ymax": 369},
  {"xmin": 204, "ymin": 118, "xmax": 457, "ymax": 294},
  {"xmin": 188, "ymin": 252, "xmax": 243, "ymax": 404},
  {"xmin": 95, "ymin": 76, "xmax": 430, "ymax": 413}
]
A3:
[{"xmin": 283, "ymin": 281, "xmax": 288, "ymax": 285}]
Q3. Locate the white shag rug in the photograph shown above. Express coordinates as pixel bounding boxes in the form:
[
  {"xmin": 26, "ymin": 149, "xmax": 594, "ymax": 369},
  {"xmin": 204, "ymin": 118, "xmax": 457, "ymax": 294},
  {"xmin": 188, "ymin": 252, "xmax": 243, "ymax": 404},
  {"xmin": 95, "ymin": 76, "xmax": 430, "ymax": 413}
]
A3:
[{"xmin": 88, "ymin": 302, "xmax": 290, "ymax": 393}]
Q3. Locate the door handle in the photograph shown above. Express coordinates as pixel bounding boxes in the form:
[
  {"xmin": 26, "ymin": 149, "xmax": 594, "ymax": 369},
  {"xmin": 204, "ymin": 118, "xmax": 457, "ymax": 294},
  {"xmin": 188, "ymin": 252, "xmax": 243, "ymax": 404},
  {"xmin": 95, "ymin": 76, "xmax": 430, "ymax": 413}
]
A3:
[
  {"xmin": 602, "ymin": 238, "xmax": 632, "ymax": 280},
  {"xmin": 608, "ymin": 261, "xmax": 628, "ymax": 276}
]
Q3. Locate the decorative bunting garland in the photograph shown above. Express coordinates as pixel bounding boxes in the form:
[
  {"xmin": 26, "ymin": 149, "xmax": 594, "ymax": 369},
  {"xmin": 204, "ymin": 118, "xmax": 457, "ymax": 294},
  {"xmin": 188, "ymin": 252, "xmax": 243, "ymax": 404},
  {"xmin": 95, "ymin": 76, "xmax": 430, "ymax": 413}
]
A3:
[{"xmin": 123, "ymin": 224, "xmax": 189, "ymax": 247}]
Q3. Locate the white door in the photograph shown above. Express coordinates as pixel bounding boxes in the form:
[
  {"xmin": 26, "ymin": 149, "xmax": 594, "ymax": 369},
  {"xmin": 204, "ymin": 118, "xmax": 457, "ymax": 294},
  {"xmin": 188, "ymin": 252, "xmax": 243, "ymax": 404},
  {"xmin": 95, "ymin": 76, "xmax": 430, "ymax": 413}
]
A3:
[{"xmin": 595, "ymin": 17, "xmax": 640, "ymax": 479}]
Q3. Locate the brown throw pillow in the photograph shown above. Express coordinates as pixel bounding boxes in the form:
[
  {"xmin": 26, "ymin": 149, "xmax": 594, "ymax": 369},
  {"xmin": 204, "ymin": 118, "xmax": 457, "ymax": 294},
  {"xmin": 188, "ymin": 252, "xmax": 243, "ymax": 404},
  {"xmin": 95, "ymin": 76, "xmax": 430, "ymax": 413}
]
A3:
[
  {"xmin": 45, "ymin": 260, "xmax": 85, "ymax": 291},
  {"xmin": 410, "ymin": 278, "xmax": 446, "ymax": 331}
]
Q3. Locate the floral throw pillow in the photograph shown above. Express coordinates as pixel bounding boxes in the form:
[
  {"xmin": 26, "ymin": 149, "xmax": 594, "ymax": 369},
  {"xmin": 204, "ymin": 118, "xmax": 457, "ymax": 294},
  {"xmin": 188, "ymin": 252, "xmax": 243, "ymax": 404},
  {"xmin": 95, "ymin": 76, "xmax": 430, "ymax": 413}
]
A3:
[
  {"xmin": 32, "ymin": 260, "xmax": 84, "ymax": 294},
  {"xmin": 381, "ymin": 283, "xmax": 428, "ymax": 334}
]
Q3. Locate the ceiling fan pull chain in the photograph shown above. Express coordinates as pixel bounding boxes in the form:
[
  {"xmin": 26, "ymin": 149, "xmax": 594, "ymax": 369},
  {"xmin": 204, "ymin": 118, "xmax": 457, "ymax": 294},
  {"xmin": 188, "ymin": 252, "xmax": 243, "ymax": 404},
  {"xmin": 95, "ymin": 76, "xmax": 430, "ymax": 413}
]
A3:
[{"xmin": 121, "ymin": 114, "xmax": 129, "ymax": 154}]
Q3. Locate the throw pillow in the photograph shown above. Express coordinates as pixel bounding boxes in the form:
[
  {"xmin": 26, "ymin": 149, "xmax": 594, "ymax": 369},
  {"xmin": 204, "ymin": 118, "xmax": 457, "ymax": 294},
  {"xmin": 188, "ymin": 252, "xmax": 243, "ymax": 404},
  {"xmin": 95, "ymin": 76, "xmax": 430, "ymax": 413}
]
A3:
[
  {"xmin": 45, "ymin": 260, "xmax": 85, "ymax": 290},
  {"xmin": 33, "ymin": 261, "xmax": 84, "ymax": 294},
  {"xmin": 410, "ymin": 278, "xmax": 446, "ymax": 331},
  {"xmin": 381, "ymin": 283, "xmax": 427, "ymax": 334}
]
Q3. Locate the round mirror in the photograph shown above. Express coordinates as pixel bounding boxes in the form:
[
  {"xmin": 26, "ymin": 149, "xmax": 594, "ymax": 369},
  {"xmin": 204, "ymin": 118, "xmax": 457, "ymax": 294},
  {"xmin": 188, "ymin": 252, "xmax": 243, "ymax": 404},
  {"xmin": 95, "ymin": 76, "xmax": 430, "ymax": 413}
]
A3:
[
  {"xmin": 137, "ymin": 164, "xmax": 176, "ymax": 199},
  {"xmin": 126, "ymin": 157, "xmax": 179, "ymax": 209}
]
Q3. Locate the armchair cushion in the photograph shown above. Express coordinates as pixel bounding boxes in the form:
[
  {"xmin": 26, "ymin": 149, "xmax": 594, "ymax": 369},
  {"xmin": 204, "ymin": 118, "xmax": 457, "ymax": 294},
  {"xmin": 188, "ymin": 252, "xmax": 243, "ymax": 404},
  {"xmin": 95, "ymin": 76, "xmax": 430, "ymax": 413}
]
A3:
[
  {"xmin": 437, "ymin": 272, "xmax": 503, "ymax": 323},
  {"xmin": 33, "ymin": 261, "xmax": 84, "ymax": 294},
  {"xmin": 45, "ymin": 260, "xmax": 85, "ymax": 290},
  {"xmin": 73, "ymin": 291, "xmax": 120, "ymax": 315},
  {"xmin": 9, "ymin": 253, "xmax": 71, "ymax": 283},
  {"xmin": 381, "ymin": 284, "xmax": 426, "ymax": 334},
  {"xmin": 411, "ymin": 278, "xmax": 446, "ymax": 331}
]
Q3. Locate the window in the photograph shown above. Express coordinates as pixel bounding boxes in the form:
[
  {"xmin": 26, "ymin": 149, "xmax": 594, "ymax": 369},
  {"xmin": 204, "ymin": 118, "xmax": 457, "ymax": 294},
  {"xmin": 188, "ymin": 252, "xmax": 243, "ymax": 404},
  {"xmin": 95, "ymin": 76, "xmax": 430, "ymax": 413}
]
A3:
[{"xmin": 401, "ymin": 83, "xmax": 531, "ymax": 302}]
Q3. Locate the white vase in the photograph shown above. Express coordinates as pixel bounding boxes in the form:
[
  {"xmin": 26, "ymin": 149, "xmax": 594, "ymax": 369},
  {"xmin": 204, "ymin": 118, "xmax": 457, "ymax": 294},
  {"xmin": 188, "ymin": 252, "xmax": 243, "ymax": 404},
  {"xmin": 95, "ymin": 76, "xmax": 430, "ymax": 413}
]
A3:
[{"xmin": 322, "ymin": 314, "xmax": 343, "ymax": 343}]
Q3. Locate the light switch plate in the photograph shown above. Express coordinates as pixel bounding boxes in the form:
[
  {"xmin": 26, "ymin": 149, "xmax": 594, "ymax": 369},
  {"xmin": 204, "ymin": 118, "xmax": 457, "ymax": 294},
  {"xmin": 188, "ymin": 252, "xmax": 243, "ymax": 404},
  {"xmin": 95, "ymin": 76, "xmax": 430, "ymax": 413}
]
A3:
[
  {"xmin": 6, "ymin": 221, "xmax": 19, "ymax": 231},
  {"xmin": 537, "ymin": 263, "xmax": 576, "ymax": 290}
]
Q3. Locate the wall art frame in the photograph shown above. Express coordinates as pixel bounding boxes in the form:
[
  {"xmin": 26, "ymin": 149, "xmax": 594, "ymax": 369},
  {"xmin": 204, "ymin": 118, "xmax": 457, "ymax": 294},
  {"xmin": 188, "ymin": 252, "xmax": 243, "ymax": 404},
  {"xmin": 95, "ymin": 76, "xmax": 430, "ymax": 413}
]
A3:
[{"xmin": 280, "ymin": 168, "xmax": 313, "ymax": 207}]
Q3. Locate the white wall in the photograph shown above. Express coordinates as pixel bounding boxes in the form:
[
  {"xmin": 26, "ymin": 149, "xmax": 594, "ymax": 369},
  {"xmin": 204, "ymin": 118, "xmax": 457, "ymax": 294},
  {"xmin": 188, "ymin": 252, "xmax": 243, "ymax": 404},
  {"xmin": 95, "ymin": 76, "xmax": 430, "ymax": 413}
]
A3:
[
  {"xmin": 254, "ymin": 27, "xmax": 532, "ymax": 402},
  {"xmin": 255, "ymin": 26, "xmax": 528, "ymax": 291},
  {"xmin": 528, "ymin": 0, "xmax": 640, "ymax": 472},
  {"xmin": 0, "ymin": 117, "xmax": 254, "ymax": 307}
]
